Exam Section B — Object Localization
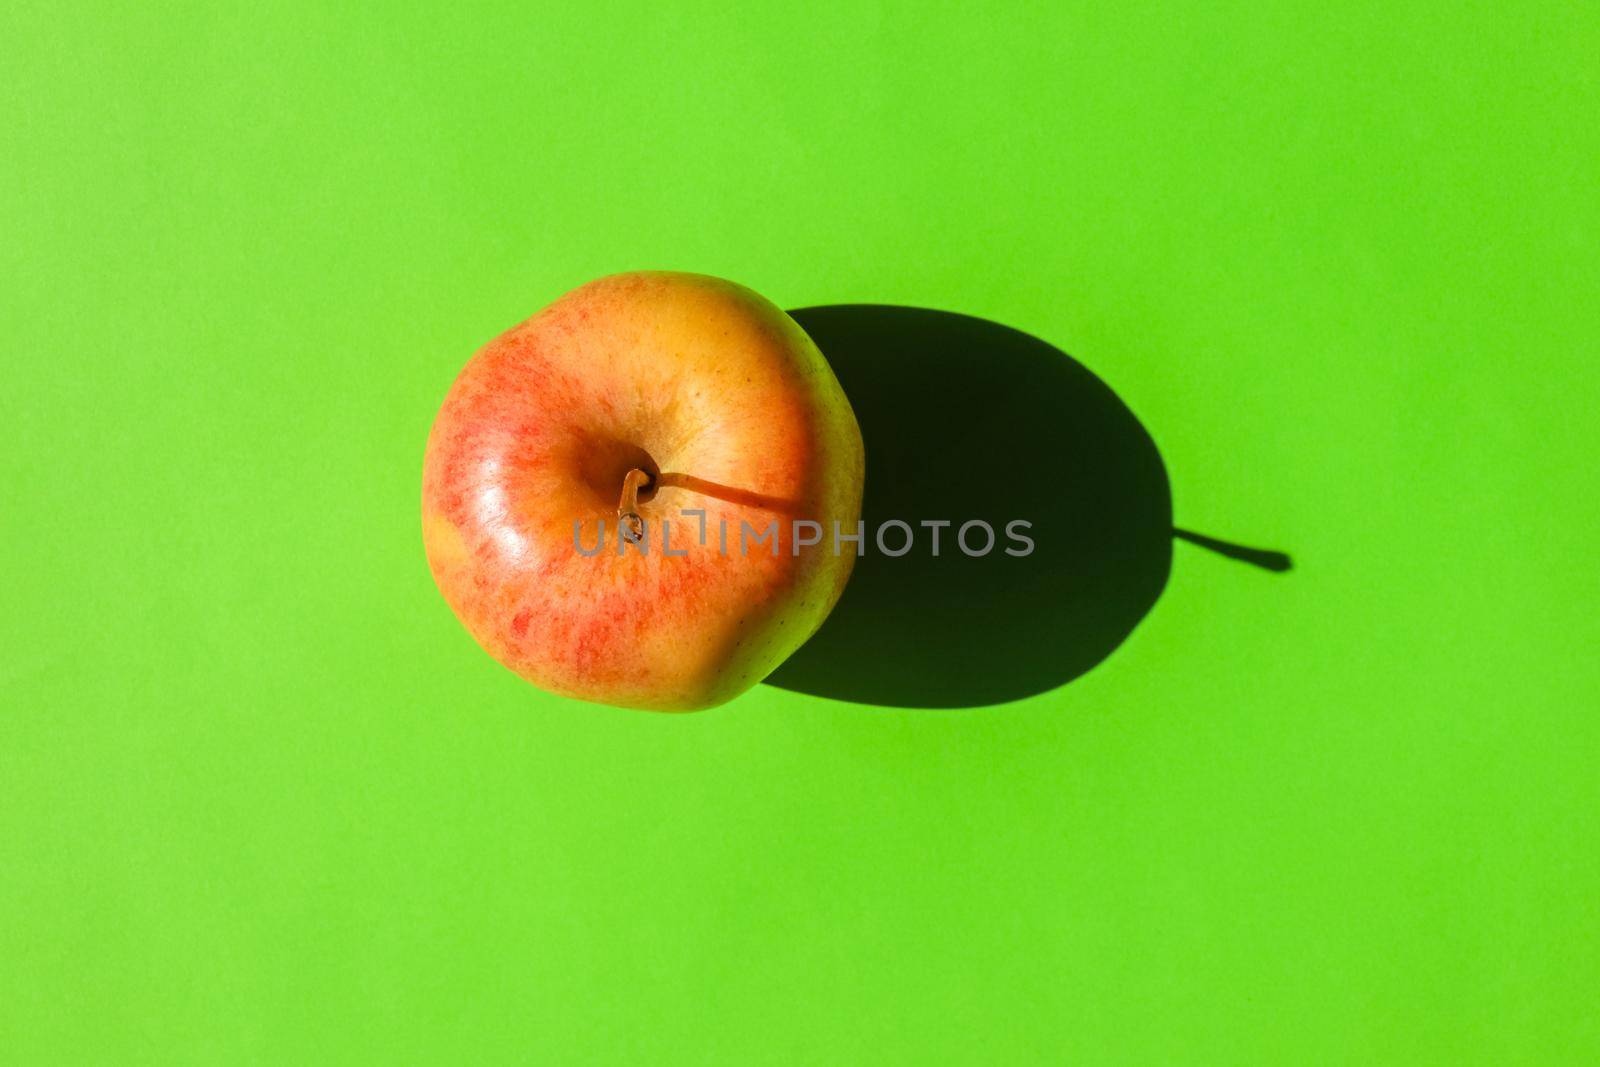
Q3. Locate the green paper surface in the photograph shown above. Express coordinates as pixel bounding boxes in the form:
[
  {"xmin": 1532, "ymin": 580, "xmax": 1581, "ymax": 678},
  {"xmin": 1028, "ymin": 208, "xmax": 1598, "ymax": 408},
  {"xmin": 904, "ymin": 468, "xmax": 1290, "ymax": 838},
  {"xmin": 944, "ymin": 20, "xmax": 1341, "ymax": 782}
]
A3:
[{"xmin": 4, "ymin": 3, "xmax": 1598, "ymax": 1063}]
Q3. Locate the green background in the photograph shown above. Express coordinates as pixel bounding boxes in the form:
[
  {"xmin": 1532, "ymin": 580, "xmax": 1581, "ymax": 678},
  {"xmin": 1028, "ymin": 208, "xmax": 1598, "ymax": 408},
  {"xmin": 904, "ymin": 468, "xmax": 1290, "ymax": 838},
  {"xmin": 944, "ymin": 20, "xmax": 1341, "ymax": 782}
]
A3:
[{"xmin": 5, "ymin": 2, "xmax": 1598, "ymax": 1062}]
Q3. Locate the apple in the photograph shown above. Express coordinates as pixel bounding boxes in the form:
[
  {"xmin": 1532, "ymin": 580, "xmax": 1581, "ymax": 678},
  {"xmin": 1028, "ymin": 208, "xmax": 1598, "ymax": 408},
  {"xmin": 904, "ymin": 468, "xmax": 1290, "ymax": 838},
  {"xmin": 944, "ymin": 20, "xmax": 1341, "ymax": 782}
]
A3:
[{"xmin": 422, "ymin": 272, "xmax": 865, "ymax": 711}]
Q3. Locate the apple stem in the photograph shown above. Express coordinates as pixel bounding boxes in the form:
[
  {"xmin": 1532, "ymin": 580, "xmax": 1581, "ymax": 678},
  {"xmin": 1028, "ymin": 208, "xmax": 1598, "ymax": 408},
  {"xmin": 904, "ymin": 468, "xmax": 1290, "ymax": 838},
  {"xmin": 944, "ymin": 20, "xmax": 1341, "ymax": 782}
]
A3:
[
  {"xmin": 617, "ymin": 468, "xmax": 652, "ymax": 544},
  {"xmin": 616, "ymin": 468, "xmax": 804, "ymax": 540}
]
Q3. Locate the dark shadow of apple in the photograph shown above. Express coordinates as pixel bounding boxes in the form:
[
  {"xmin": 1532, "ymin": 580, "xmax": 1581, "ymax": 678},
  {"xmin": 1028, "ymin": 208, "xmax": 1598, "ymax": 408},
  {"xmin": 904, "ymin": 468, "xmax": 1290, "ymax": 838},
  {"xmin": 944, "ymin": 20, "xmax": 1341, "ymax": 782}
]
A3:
[{"xmin": 764, "ymin": 305, "xmax": 1176, "ymax": 709}]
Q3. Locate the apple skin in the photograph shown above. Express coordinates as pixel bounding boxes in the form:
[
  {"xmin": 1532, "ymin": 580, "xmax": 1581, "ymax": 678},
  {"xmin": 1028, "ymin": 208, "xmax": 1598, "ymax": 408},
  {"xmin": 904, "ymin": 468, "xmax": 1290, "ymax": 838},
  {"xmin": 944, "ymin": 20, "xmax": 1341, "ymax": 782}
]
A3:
[{"xmin": 422, "ymin": 272, "xmax": 865, "ymax": 711}]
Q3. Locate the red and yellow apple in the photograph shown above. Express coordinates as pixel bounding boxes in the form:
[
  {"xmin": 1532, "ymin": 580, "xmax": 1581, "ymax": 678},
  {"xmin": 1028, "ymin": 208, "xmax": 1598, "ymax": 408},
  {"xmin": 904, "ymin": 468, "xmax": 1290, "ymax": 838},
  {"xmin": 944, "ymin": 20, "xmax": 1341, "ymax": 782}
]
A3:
[{"xmin": 421, "ymin": 272, "xmax": 865, "ymax": 711}]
